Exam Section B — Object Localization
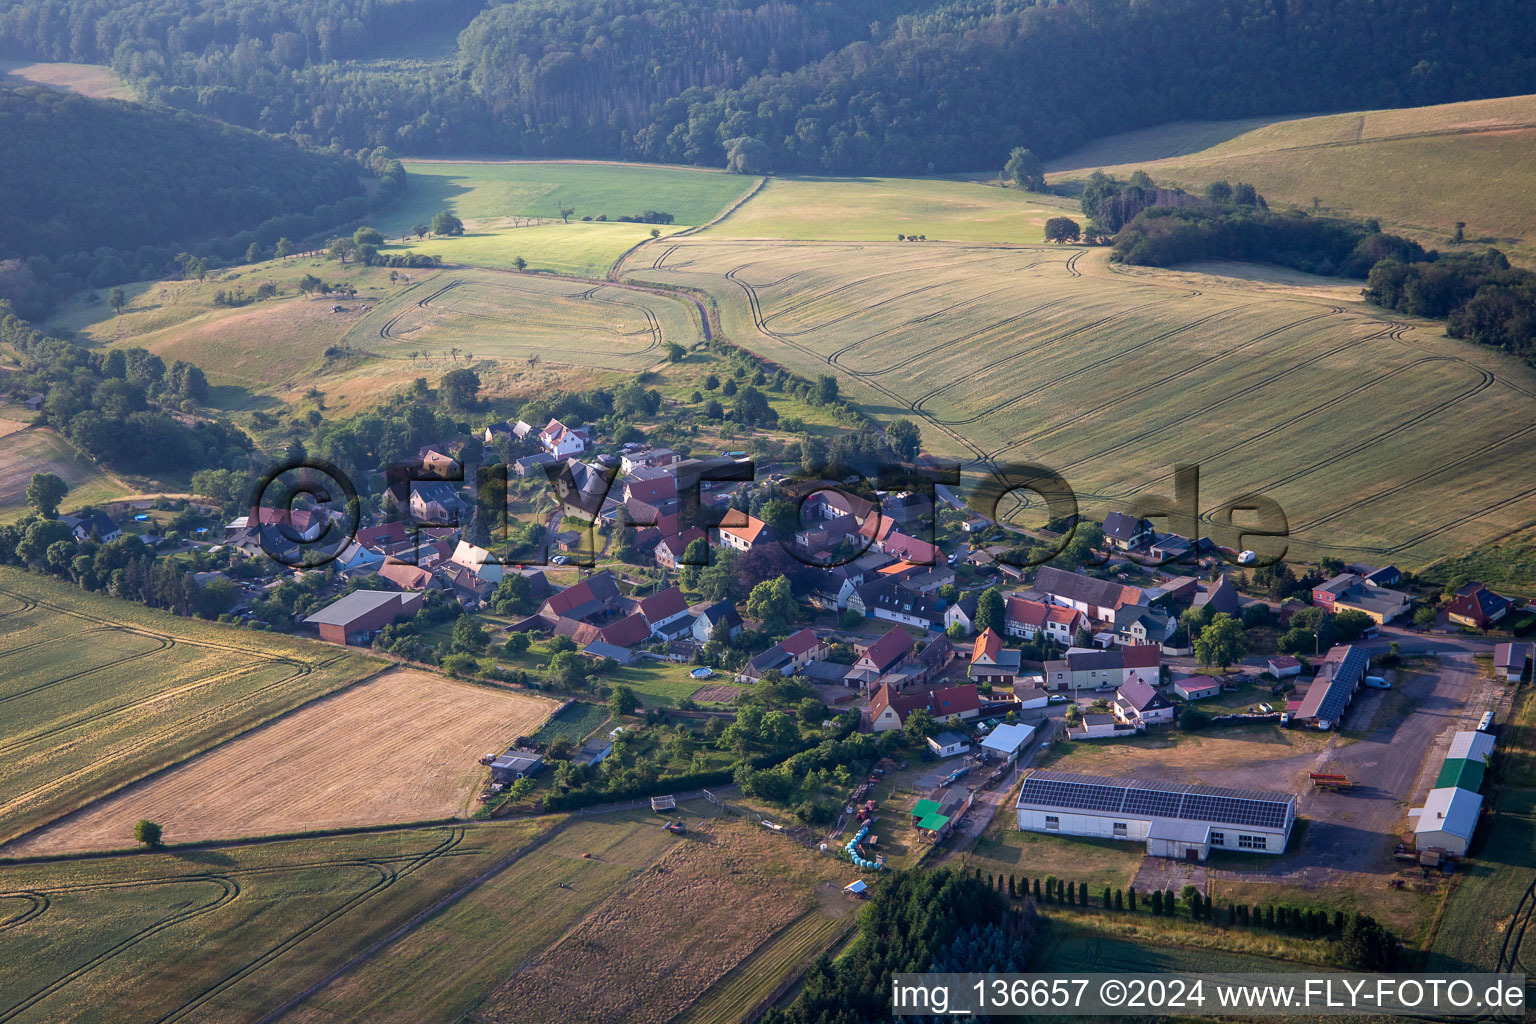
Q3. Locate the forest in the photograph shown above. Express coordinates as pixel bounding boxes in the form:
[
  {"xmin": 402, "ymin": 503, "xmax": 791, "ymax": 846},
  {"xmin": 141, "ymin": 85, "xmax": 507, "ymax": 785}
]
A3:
[
  {"xmin": 0, "ymin": 84, "xmax": 399, "ymax": 316},
  {"xmin": 2, "ymin": 0, "xmax": 1535, "ymax": 171}
]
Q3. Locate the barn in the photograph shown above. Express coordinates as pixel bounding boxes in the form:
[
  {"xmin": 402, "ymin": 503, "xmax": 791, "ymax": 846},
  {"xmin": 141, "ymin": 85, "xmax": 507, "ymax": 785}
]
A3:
[{"xmin": 1014, "ymin": 770, "xmax": 1295, "ymax": 861}]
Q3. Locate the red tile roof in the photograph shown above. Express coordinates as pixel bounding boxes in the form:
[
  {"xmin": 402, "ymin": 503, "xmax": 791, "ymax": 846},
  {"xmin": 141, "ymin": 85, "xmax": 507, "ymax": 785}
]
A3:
[
  {"xmin": 597, "ymin": 611, "xmax": 651, "ymax": 648},
  {"xmin": 1006, "ymin": 596, "xmax": 1048, "ymax": 629},
  {"xmin": 972, "ymin": 628, "xmax": 1004, "ymax": 665},
  {"xmin": 639, "ymin": 586, "xmax": 687, "ymax": 623},
  {"xmin": 858, "ymin": 627, "xmax": 913, "ymax": 673},
  {"xmin": 781, "ymin": 627, "xmax": 823, "ymax": 658},
  {"xmin": 1120, "ymin": 644, "xmax": 1162, "ymax": 669},
  {"xmin": 720, "ymin": 514, "xmax": 770, "ymax": 545}
]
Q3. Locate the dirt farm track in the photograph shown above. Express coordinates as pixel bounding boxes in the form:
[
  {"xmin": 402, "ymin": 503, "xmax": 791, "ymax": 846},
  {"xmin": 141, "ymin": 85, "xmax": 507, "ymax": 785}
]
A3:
[{"xmin": 3, "ymin": 669, "xmax": 556, "ymax": 856}]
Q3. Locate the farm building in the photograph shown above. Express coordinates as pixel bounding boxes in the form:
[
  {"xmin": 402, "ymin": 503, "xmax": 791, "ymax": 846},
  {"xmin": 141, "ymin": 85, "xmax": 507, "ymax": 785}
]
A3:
[
  {"xmin": 1410, "ymin": 787, "xmax": 1482, "ymax": 856},
  {"xmin": 1435, "ymin": 758, "xmax": 1486, "ymax": 794},
  {"xmin": 980, "ymin": 722, "xmax": 1035, "ymax": 762},
  {"xmin": 1290, "ymin": 645, "xmax": 1370, "ymax": 730},
  {"xmin": 1072, "ymin": 713, "xmax": 1137, "ymax": 740},
  {"xmin": 303, "ymin": 590, "xmax": 424, "ymax": 644},
  {"xmin": 489, "ymin": 751, "xmax": 544, "ymax": 783},
  {"xmin": 927, "ymin": 731, "xmax": 969, "ymax": 758},
  {"xmin": 1173, "ymin": 678, "xmax": 1222, "ymax": 701},
  {"xmin": 1266, "ymin": 655, "xmax": 1303, "ymax": 678},
  {"xmin": 1495, "ymin": 643, "xmax": 1533, "ymax": 682},
  {"xmin": 1015, "ymin": 770, "xmax": 1296, "ymax": 860},
  {"xmin": 1448, "ymin": 730, "xmax": 1496, "ymax": 764}
]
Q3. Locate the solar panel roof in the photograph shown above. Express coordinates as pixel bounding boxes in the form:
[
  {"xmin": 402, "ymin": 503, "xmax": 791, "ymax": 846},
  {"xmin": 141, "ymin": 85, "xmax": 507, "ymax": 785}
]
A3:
[{"xmin": 1017, "ymin": 771, "xmax": 1293, "ymax": 831}]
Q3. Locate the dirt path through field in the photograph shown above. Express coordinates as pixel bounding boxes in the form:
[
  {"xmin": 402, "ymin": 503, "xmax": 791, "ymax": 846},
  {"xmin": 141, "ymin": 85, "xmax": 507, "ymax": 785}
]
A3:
[{"xmin": 3, "ymin": 668, "xmax": 556, "ymax": 855}]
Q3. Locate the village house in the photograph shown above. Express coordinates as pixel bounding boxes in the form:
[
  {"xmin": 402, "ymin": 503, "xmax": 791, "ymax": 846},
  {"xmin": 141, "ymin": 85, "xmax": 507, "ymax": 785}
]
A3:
[
  {"xmin": 449, "ymin": 540, "xmax": 504, "ymax": 584},
  {"xmin": 844, "ymin": 627, "xmax": 915, "ymax": 688},
  {"xmin": 1115, "ymin": 605, "xmax": 1175, "ymax": 647},
  {"xmin": 655, "ymin": 527, "xmax": 706, "ymax": 570},
  {"xmin": 61, "ymin": 511, "xmax": 121, "ymax": 543},
  {"xmin": 1032, "ymin": 565, "xmax": 1147, "ymax": 622},
  {"xmin": 968, "ymin": 628, "xmax": 1022, "ymax": 685},
  {"xmin": 637, "ymin": 586, "xmax": 691, "ymax": 638},
  {"xmin": 620, "ymin": 447, "xmax": 676, "ymax": 474},
  {"xmin": 691, "ymin": 601, "xmax": 743, "ymax": 643},
  {"xmin": 848, "ymin": 580, "xmax": 943, "ymax": 630},
  {"xmin": 1103, "ymin": 511, "xmax": 1155, "ymax": 551},
  {"xmin": 1113, "ymin": 673, "xmax": 1175, "ymax": 727},
  {"xmin": 536, "ymin": 570, "xmax": 626, "ymax": 628},
  {"xmin": 867, "ymin": 682, "xmax": 981, "ymax": 731},
  {"xmin": 377, "ymin": 559, "xmax": 443, "ymax": 593},
  {"xmin": 437, "ymin": 562, "xmax": 495, "ymax": 610},
  {"xmin": 1447, "ymin": 582, "xmax": 1512, "ymax": 629},
  {"xmin": 1311, "ymin": 572, "xmax": 1409, "ymax": 624},
  {"xmin": 737, "ymin": 627, "xmax": 829, "ymax": 683},
  {"xmin": 1004, "ymin": 595, "xmax": 1086, "ymax": 644},
  {"xmin": 538, "ymin": 418, "xmax": 588, "ymax": 458},
  {"xmin": 717, "ymin": 513, "xmax": 773, "ymax": 553},
  {"xmin": 409, "ymin": 480, "xmax": 465, "ymax": 525},
  {"xmin": 512, "ymin": 452, "xmax": 556, "ymax": 479},
  {"xmin": 1043, "ymin": 644, "xmax": 1162, "ymax": 694}
]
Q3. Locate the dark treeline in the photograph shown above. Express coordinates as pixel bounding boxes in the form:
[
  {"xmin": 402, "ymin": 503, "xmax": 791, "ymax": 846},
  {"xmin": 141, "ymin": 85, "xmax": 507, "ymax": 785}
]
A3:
[
  {"xmin": 1367, "ymin": 250, "xmax": 1536, "ymax": 364},
  {"xmin": 3, "ymin": 0, "xmax": 1535, "ymax": 170},
  {"xmin": 764, "ymin": 869, "xmax": 1041, "ymax": 1024},
  {"xmin": 1, "ymin": 300, "xmax": 253, "ymax": 474},
  {"xmin": 0, "ymin": 85, "xmax": 402, "ymax": 317},
  {"xmin": 1089, "ymin": 173, "xmax": 1536, "ymax": 366}
]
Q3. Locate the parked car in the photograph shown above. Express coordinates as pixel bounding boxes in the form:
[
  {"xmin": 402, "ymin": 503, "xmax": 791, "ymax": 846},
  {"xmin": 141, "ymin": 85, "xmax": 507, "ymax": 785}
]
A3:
[{"xmin": 1047, "ymin": 694, "xmax": 1070, "ymax": 704}]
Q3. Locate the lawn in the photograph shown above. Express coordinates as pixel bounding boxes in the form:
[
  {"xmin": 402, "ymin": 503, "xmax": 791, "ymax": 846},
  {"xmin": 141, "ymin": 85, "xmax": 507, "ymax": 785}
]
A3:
[
  {"xmin": 385, "ymin": 221, "xmax": 680, "ymax": 278},
  {"xmin": 701, "ymin": 174, "xmax": 1082, "ymax": 243},
  {"xmin": 0, "ymin": 569, "xmax": 381, "ymax": 846},
  {"xmin": 627, "ymin": 234, "xmax": 1536, "ymax": 568},
  {"xmin": 0, "ymin": 820, "xmax": 552, "ymax": 1024},
  {"xmin": 1046, "ymin": 93, "xmax": 1536, "ymax": 265}
]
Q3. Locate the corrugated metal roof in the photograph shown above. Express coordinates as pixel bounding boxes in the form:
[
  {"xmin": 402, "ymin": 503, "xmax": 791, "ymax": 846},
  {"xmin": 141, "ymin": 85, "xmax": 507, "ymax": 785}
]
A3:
[
  {"xmin": 1413, "ymin": 787, "xmax": 1482, "ymax": 840},
  {"xmin": 1447, "ymin": 730, "xmax": 1496, "ymax": 764}
]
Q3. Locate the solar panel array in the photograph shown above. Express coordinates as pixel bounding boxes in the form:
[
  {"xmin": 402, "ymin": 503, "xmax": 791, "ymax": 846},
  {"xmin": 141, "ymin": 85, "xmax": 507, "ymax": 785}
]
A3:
[{"xmin": 1018, "ymin": 771, "xmax": 1292, "ymax": 831}]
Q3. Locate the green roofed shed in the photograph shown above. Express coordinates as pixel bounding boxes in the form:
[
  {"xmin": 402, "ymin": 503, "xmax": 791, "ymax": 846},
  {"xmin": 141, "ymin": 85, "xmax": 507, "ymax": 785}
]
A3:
[
  {"xmin": 917, "ymin": 812, "xmax": 951, "ymax": 833},
  {"xmin": 911, "ymin": 798, "xmax": 942, "ymax": 819},
  {"xmin": 1435, "ymin": 757, "xmax": 1485, "ymax": 793}
]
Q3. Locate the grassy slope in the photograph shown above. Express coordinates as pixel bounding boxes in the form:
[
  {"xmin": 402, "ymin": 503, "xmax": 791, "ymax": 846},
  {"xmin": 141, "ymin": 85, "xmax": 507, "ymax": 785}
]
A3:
[
  {"xmin": 0, "ymin": 427, "xmax": 130, "ymax": 523},
  {"xmin": 377, "ymin": 160, "xmax": 759, "ymax": 275},
  {"xmin": 0, "ymin": 569, "xmax": 381, "ymax": 845},
  {"xmin": 1046, "ymin": 93, "xmax": 1536, "ymax": 264}
]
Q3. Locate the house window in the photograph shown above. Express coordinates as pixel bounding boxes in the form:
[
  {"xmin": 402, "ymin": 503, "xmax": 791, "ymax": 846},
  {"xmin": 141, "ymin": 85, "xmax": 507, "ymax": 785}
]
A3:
[
  {"xmin": 1209, "ymin": 831, "xmax": 1225, "ymax": 847},
  {"xmin": 1238, "ymin": 834, "xmax": 1267, "ymax": 850},
  {"xmin": 1112, "ymin": 822, "xmax": 1127, "ymax": 837},
  {"xmin": 1044, "ymin": 815, "xmax": 1060, "ymax": 830}
]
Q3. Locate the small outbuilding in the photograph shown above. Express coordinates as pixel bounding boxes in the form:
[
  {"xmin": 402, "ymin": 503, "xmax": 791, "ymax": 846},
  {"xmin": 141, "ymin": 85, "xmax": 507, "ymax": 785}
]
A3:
[
  {"xmin": 1172, "ymin": 677, "xmax": 1222, "ymax": 701},
  {"xmin": 980, "ymin": 722, "xmax": 1036, "ymax": 762}
]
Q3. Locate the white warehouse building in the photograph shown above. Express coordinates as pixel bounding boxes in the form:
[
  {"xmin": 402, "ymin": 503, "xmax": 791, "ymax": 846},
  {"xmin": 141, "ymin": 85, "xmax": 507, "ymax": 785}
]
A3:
[{"xmin": 1015, "ymin": 770, "xmax": 1296, "ymax": 862}]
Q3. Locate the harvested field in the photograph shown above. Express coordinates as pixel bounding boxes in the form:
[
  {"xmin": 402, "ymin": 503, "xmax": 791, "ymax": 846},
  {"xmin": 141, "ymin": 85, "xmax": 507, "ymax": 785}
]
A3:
[
  {"xmin": 627, "ymin": 237, "xmax": 1536, "ymax": 566},
  {"xmin": 356, "ymin": 269, "xmax": 697, "ymax": 372},
  {"xmin": 0, "ymin": 569, "xmax": 380, "ymax": 846},
  {"xmin": 6, "ymin": 669, "xmax": 556, "ymax": 855},
  {"xmin": 0, "ymin": 821, "xmax": 553, "ymax": 1024},
  {"xmin": 476, "ymin": 817, "xmax": 851, "ymax": 1024}
]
